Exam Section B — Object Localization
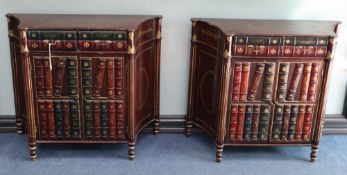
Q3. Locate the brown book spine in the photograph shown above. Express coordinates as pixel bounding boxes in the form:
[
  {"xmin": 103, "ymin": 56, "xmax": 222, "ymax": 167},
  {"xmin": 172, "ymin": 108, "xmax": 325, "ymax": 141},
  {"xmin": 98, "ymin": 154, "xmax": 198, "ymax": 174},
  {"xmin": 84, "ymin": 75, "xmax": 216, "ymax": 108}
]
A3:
[
  {"xmin": 248, "ymin": 63, "xmax": 265, "ymax": 101},
  {"xmin": 262, "ymin": 63, "xmax": 275, "ymax": 101},
  {"xmin": 276, "ymin": 63, "xmax": 289, "ymax": 101},
  {"xmin": 43, "ymin": 57, "xmax": 53, "ymax": 96},
  {"xmin": 299, "ymin": 63, "xmax": 312, "ymax": 101},
  {"xmin": 302, "ymin": 105, "xmax": 313, "ymax": 141},
  {"xmin": 286, "ymin": 63, "xmax": 304, "ymax": 100},
  {"xmin": 307, "ymin": 63, "xmax": 320, "ymax": 101},
  {"xmin": 236, "ymin": 105, "xmax": 246, "ymax": 141},
  {"xmin": 108, "ymin": 101, "xmax": 116, "ymax": 138},
  {"xmin": 93, "ymin": 101, "xmax": 101, "ymax": 137},
  {"xmin": 106, "ymin": 58, "xmax": 115, "ymax": 97},
  {"xmin": 281, "ymin": 105, "xmax": 291, "ymax": 140},
  {"xmin": 46, "ymin": 100, "xmax": 55, "ymax": 138},
  {"xmin": 93, "ymin": 58, "xmax": 107, "ymax": 96},
  {"xmin": 229, "ymin": 105, "xmax": 238, "ymax": 141},
  {"xmin": 63, "ymin": 101, "xmax": 71, "ymax": 138},
  {"xmin": 294, "ymin": 105, "xmax": 306, "ymax": 140},
  {"xmin": 116, "ymin": 101, "xmax": 125, "ymax": 139},
  {"xmin": 115, "ymin": 58, "xmax": 124, "ymax": 98},
  {"xmin": 240, "ymin": 63, "xmax": 250, "ymax": 101},
  {"xmin": 251, "ymin": 105, "xmax": 260, "ymax": 141},
  {"xmin": 34, "ymin": 57, "xmax": 45, "ymax": 97},
  {"xmin": 38, "ymin": 100, "xmax": 48, "ymax": 138},
  {"xmin": 53, "ymin": 57, "xmax": 66, "ymax": 96},
  {"xmin": 232, "ymin": 62, "xmax": 242, "ymax": 101}
]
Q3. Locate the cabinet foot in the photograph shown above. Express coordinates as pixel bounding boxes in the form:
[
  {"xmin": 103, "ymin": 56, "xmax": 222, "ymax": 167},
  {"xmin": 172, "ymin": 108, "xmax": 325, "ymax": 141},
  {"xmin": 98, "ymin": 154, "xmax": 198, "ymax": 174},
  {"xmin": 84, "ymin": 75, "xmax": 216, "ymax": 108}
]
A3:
[
  {"xmin": 16, "ymin": 119, "xmax": 24, "ymax": 135},
  {"xmin": 216, "ymin": 145, "xmax": 223, "ymax": 162},
  {"xmin": 153, "ymin": 119, "xmax": 160, "ymax": 135},
  {"xmin": 128, "ymin": 142, "xmax": 135, "ymax": 160},
  {"xmin": 29, "ymin": 142, "xmax": 37, "ymax": 160},
  {"xmin": 185, "ymin": 120, "xmax": 193, "ymax": 137},
  {"xmin": 310, "ymin": 144, "xmax": 319, "ymax": 162}
]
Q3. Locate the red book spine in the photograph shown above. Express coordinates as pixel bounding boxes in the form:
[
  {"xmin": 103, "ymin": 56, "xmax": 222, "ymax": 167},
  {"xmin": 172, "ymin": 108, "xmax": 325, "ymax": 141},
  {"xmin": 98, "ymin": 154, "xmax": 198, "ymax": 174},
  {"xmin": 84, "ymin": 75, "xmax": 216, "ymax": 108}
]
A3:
[
  {"xmin": 115, "ymin": 58, "xmax": 124, "ymax": 98},
  {"xmin": 93, "ymin": 58, "xmax": 106, "ymax": 96},
  {"xmin": 53, "ymin": 57, "xmax": 66, "ymax": 96},
  {"xmin": 307, "ymin": 63, "xmax": 320, "ymax": 101},
  {"xmin": 43, "ymin": 57, "xmax": 53, "ymax": 96},
  {"xmin": 302, "ymin": 105, "xmax": 313, "ymax": 141},
  {"xmin": 240, "ymin": 62, "xmax": 250, "ymax": 101},
  {"xmin": 247, "ymin": 63, "xmax": 265, "ymax": 101},
  {"xmin": 286, "ymin": 63, "xmax": 304, "ymax": 101},
  {"xmin": 34, "ymin": 57, "xmax": 45, "ymax": 97},
  {"xmin": 63, "ymin": 101, "xmax": 71, "ymax": 138},
  {"xmin": 46, "ymin": 100, "xmax": 55, "ymax": 138},
  {"xmin": 38, "ymin": 100, "xmax": 48, "ymax": 138},
  {"xmin": 106, "ymin": 58, "xmax": 115, "ymax": 97},
  {"xmin": 93, "ymin": 101, "xmax": 101, "ymax": 137},
  {"xmin": 251, "ymin": 105, "xmax": 260, "ymax": 141},
  {"xmin": 236, "ymin": 105, "xmax": 246, "ymax": 141},
  {"xmin": 294, "ymin": 105, "xmax": 306, "ymax": 140},
  {"xmin": 232, "ymin": 62, "xmax": 242, "ymax": 101},
  {"xmin": 281, "ymin": 105, "xmax": 291, "ymax": 141},
  {"xmin": 229, "ymin": 105, "xmax": 238, "ymax": 141},
  {"xmin": 108, "ymin": 101, "xmax": 116, "ymax": 138},
  {"xmin": 116, "ymin": 101, "xmax": 125, "ymax": 139},
  {"xmin": 299, "ymin": 63, "xmax": 312, "ymax": 101}
]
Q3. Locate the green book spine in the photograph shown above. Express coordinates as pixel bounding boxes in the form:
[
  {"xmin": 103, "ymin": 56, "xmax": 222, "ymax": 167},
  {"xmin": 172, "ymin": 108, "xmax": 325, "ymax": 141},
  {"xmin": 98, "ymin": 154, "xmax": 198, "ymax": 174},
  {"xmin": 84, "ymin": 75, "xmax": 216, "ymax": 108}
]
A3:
[
  {"xmin": 272, "ymin": 105, "xmax": 284, "ymax": 141},
  {"xmin": 243, "ymin": 105, "xmax": 253, "ymax": 141},
  {"xmin": 288, "ymin": 105, "xmax": 298, "ymax": 140},
  {"xmin": 84, "ymin": 101, "xmax": 94, "ymax": 138},
  {"xmin": 70, "ymin": 101, "xmax": 80, "ymax": 138},
  {"xmin": 100, "ymin": 101, "xmax": 109, "ymax": 138},
  {"xmin": 67, "ymin": 57, "xmax": 78, "ymax": 96},
  {"xmin": 258, "ymin": 105, "xmax": 270, "ymax": 141},
  {"xmin": 54, "ymin": 101, "xmax": 64, "ymax": 138},
  {"xmin": 81, "ymin": 58, "xmax": 93, "ymax": 97}
]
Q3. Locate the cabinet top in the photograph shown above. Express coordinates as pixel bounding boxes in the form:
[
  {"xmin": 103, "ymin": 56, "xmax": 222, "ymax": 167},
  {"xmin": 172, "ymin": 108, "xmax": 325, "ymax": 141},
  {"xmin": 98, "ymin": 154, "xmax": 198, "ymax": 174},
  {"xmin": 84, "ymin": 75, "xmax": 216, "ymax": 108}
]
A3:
[
  {"xmin": 192, "ymin": 18, "xmax": 340, "ymax": 37},
  {"xmin": 6, "ymin": 13, "xmax": 162, "ymax": 31}
]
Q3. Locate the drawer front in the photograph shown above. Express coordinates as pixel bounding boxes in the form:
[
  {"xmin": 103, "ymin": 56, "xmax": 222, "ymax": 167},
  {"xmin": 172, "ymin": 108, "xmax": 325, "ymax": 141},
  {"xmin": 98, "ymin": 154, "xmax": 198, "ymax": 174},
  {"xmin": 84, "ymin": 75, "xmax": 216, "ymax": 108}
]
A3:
[
  {"xmin": 33, "ymin": 56, "xmax": 79, "ymax": 98},
  {"xmin": 81, "ymin": 57, "xmax": 125, "ymax": 99},
  {"xmin": 83, "ymin": 100, "xmax": 125, "ymax": 140},
  {"xmin": 78, "ymin": 31, "xmax": 127, "ymax": 51},
  {"xmin": 233, "ymin": 36, "xmax": 328, "ymax": 57},
  {"xmin": 37, "ymin": 99, "xmax": 81, "ymax": 139},
  {"xmin": 28, "ymin": 30, "xmax": 77, "ymax": 51}
]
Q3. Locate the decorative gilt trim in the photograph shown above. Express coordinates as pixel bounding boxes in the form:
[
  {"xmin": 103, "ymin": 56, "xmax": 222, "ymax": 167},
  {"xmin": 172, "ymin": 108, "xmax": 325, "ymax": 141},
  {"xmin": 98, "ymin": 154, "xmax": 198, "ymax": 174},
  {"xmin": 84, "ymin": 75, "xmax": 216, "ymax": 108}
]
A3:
[
  {"xmin": 128, "ymin": 46, "xmax": 135, "ymax": 55},
  {"xmin": 224, "ymin": 49, "xmax": 231, "ymax": 58},
  {"xmin": 127, "ymin": 31, "xmax": 135, "ymax": 55},
  {"xmin": 192, "ymin": 21, "xmax": 196, "ymax": 27},
  {"xmin": 326, "ymin": 51, "xmax": 333, "ymax": 59},
  {"xmin": 156, "ymin": 31, "xmax": 161, "ymax": 39},
  {"xmin": 329, "ymin": 37, "xmax": 337, "ymax": 45},
  {"xmin": 19, "ymin": 31, "xmax": 29, "ymax": 53},
  {"xmin": 192, "ymin": 34, "xmax": 197, "ymax": 42},
  {"xmin": 8, "ymin": 30, "xmax": 15, "ymax": 37}
]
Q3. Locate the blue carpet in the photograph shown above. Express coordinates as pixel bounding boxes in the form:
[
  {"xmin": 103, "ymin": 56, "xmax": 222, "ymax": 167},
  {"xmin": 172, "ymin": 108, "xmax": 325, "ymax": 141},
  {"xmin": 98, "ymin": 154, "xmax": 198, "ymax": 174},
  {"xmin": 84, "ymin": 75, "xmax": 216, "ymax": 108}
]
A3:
[{"xmin": 0, "ymin": 133, "xmax": 346, "ymax": 175}]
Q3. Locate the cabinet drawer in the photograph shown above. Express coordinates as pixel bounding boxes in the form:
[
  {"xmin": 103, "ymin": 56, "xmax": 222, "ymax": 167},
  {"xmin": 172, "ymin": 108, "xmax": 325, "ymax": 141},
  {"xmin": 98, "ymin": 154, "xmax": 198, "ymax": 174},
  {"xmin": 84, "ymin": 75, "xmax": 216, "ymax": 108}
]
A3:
[
  {"xmin": 78, "ymin": 31, "xmax": 127, "ymax": 51},
  {"xmin": 28, "ymin": 30, "xmax": 77, "ymax": 51}
]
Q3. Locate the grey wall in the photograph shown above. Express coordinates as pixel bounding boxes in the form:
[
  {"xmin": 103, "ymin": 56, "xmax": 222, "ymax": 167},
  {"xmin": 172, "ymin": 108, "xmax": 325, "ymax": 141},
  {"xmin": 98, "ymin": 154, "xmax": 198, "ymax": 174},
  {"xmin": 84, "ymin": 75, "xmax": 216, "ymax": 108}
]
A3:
[{"xmin": 0, "ymin": 0, "xmax": 346, "ymax": 116}]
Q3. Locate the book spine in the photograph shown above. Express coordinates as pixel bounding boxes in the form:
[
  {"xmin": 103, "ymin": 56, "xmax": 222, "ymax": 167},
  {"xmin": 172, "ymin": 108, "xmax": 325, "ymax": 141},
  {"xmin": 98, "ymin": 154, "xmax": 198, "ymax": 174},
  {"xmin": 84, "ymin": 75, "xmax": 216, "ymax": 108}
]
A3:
[
  {"xmin": 106, "ymin": 58, "xmax": 115, "ymax": 97},
  {"xmin": 281, "ymin": 105, "xmax": 291, "ymax": 140},
  {"xmin": 93, "ymin": 101, "xmax": 101, "ymax": 138},
  {"xmin": 34, "ymin": 57, "xmax": 45, "ymax": 97},
  {"xmin": 70, "ymin": 101, "xmax": 80, "ymax": 138},
  {"xmin": 93, "ymin": 58, "xmax": 107, "ymax": 96},
  {"xmin": 46, "ymin": 100, "xmax": 55, "ymax": 138},
  {"xmin": 240, "ymin": 63, "xmax": 250, "ymax": 101},
  {"xmin": 43, "ymin": 57, "xmax": 53, "ymax": 96},
  {"xmin": 108, "ymin": 101, "xmax": 116, "ymax": 138},
  {"xmin": 272, "ymin": 105, "xmax": 284, "ymax": 141},
  {"xmin": 54, "ymin": 101, "xmax": 64, "ymax": 138},
  {"xmin": 302, "ymin": 105, "xmax": 313, "ymax": 141},
  {"xmin": 262, "ymin": 63, "xmax": 275, "ymax": 101},
  {"xmin": 84, "ymin": 101, "xmax": 94, "ymax": 138},
  {"xmin": 229, "ymin": 105, "xmax": 238, "ymax": 141},
  {"xmin": 243, "ymin": 105, "xmax": 253, "ymax": 141},
  {"xmin": 116, "ymin": 101, "xmax": 125, "ymax": 139},
  {"xmin": 294, "ymin": 105, "xmax": 306, "ymax": 140},
  {"xmin": 100, "ymin": 101, "xmax": 109, "ymax": 138},
  {"xmin": 115, "ymin": 58, "xmax": 124, "ymax": 98},
  {"xmin": 67, "ymin": 58, "xmax": 78, "ymax": 96},
  {"xmin": 232, "ymin": 62, "xmax": 242, "ymax": 101},
  {"xmin": 276, "ymin": 63, "xmax": 289, "ymax": 101},
  {"xmin": 258, "ymin": 105, "xmax": 270, "ymax": 141},
  {"xmin": 288, "ymin": 105, "xmax": 298, "ymax": 140},
  {"xmin": 287, "ymin": 64, "xmax": 304, "ymax": 100},
  {"xmin": 63, "ymin": 101, "xmax": 71, "ymax": 138},
  {"xmin": 307, "ymin": 63, "xmax": 320, "ymax": 101},
  {"xmin": 251, "ymin": 105, "xmax": 260, "ymax": 141},
  {"xmin": 81, "ymin": 58, "xmax": 93, "ymax": 97},
  {"xmin": 299, "ymin": 63, "xmax": 312, "ymax": 101},
  {"xmin": 38, "ymin": 100, "xmax": 48, "ymax": 138},
  {"xmin": 248, "ymin": 63, "xmax": 265, "ymax": 101},
  {"xmin": 236, "ymin": 105, "xmax": 246, "ymax": 141},
  {"xmin": 53, "ymin": 57, "xmax": 66, "ymax": 96}
]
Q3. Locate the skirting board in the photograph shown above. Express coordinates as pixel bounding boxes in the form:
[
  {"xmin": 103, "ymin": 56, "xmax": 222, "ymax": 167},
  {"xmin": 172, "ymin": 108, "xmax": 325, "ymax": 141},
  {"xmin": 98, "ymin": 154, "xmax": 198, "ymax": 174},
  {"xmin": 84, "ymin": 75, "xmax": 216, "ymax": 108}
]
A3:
[{"xmin": 1, "ymin": 115, "xmax": 347, "ymax": 134}]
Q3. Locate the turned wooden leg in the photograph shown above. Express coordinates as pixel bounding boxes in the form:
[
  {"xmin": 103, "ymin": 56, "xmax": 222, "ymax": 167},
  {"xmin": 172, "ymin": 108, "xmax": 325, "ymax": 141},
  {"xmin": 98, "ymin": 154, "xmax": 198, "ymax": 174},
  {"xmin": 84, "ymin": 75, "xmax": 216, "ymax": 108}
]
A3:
[
  {"xmin": 128, "ymin": 141, "xmax": 135, "ymax": 160},
  {"xmin": 185, "ymin": 120, "xmax": 193, "ymax": 137},
  {"xmin": 16, "ymin": 118, "xmax": 24, "ymax": 134},
  {"xmin": 29, "ymin": 139, "xmax": 37, "ymax": 160},
  {"xmin": 216, "ymin": 144, "xmax": 224, "ymax": 162},
  {"xmin": 310, "ymin": 144, "xmax": 319, "ymax": 162},
  {"xmin": 153, "ymin": 119, "xmax": 160, "ymax": 135}
]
